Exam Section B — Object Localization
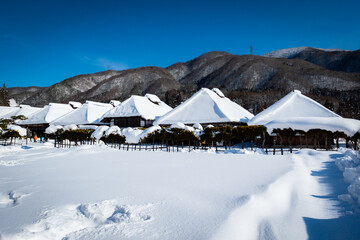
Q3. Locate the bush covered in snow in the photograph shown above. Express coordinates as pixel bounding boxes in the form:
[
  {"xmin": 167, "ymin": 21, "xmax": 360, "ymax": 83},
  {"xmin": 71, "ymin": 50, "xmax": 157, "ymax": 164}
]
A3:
[
  {"xmin": 56, "ymin": 129, "xmax": 95, "ymax": 145},
  {"xmin": 336, "ymin": 148, "xmax": 360, "ymax": 212},
  {"xmin": 101, "ymin": 134, "xmax": 126, "ymax": 145}
]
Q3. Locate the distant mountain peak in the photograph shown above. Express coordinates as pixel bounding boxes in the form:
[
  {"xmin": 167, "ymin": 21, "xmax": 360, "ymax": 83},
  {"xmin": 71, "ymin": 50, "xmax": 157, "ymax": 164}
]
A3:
[{"xmin": 264, "ymin": 47, "xmax": 350, "ymax": 58}]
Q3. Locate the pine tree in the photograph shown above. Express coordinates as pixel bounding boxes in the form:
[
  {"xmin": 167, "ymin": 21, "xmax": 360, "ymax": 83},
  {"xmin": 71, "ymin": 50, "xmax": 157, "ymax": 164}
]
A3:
[{"xmin": 0, "ymin": 83, "xmax": 9, "ymax": 106}]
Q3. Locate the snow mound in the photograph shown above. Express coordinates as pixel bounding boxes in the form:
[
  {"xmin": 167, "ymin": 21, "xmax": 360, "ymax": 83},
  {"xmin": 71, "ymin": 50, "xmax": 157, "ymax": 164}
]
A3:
[
  {"xmin": 78, "ymin": 125, "xmax": 98, "ymax": 130},
  {"xmin": 335, "ymin": 149, "xmax": 360, "ymax": 209},
  {"xmin": 7, "ymin": 124, "xmax": 27, "ymax": 136},
  {"xmin": 91, "ymin": 126, "xmax": 109, "ymax": 140},
  {"xmin": 193, "ymin": 123, "xmax": 203, "ymax": 131},
  {"xmin": 105, "ymin": 126, "xmax": 121, "ymax": 136},
  {"xmin": 169, "ymin": 122, "xmax": 186, "ymax": 129},
  {"xmin": 138, "ymin": 125, "xmax": 161, "ymax": 140},
  {"xmin": 45, "ymin": 125, "xmax": 63, "ymax": 134},
  {"xmin": 4, "ymin": 200, "xmax": 153, "ymax": 240},
  {"xmin": 0, "ymin": 191, "xmax": 26, "ymax": 208},
  {"xmin": 121, "ymin": 127, "xmax": 143, "ymax": 143},
  {"xmin": 63, "ymin": 124, "xmax": 78, "ymax": 131}
]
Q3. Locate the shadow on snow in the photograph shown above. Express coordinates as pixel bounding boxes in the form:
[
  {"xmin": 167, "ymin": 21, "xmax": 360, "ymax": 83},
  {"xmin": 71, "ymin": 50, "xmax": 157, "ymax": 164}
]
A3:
[{"xmin": 304, "ymin": 153, "xmax": 360, "ymax": 240}]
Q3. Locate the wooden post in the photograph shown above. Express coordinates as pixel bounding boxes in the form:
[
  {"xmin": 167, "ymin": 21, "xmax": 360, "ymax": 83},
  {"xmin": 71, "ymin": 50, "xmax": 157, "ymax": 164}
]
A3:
[{"xmin": 273, "ymin": 137, "xmax": 276, "ymax": 155}]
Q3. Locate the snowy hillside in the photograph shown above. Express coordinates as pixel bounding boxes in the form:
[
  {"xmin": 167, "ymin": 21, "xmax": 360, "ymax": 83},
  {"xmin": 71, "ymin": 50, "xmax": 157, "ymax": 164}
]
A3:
[
  {"xmin": 264, "ymin": 47, "xmax": 347, "ymax": 58},
  {"xmin": 0, "ymin": 143, "xmax": 359, "ymax": 239},
  {"xmin": 264, "ymin": 47, "xmax": 309, "ymax": 58}
]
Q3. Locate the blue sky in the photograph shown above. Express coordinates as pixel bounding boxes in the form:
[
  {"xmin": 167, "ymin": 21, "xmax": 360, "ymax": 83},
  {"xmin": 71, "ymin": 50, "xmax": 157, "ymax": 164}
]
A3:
[{"xmin": 1, "ymin": 0, "xmax": 359, "ymax": 88}]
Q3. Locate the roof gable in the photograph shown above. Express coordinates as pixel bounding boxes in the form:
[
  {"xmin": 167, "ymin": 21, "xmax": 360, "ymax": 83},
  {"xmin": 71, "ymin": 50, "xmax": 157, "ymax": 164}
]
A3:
[
  {"xmin": 248, "ymin": 90, "xmax": 340, "ymax": 125},
  {"xmin": 153, "ymin": 88, "xmax": 254, "ymax": 125}
]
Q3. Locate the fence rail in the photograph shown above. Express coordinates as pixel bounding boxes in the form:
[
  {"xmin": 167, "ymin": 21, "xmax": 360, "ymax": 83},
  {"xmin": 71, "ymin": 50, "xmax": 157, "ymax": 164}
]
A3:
[{"xmin": 53, "ymin": 140, "xmax": 346, "ymax": 155}]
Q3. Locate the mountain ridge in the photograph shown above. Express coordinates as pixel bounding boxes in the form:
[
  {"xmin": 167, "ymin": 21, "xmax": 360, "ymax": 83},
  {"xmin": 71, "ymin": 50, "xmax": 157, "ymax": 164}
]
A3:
[{"xmin": 8, "ymin": 48, "xmax": 360, "ymax": 119}]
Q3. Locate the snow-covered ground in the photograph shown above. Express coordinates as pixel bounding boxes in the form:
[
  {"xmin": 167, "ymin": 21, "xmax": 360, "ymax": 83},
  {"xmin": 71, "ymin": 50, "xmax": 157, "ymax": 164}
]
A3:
[{"xmin": 0, "ymin": 142, "xmax": 359, "ymax": 240}]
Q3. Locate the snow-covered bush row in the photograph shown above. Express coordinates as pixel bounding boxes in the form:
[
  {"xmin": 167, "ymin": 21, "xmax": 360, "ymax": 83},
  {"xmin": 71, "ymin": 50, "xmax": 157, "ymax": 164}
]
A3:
[
  {"xmin": 6, "ymin": 125, "xmax": 27, "ymax": 136},
  {"xmin": 336, "ymin": 148, "xmax": 360, "ymax": 211},
  {"xmin": 45, "ymin": 125, "xmax": 63, "ymax": 134},
  {"xmin": 0, "ymin": 124, "xmax": 26, "ymax": 137}
]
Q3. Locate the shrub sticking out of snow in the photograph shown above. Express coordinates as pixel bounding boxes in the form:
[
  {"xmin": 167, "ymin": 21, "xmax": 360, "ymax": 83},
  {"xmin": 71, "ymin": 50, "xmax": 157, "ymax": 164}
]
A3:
[
  {"xmin": 169, "ymin": 122, "xmax": 186, "ymax": 129},
  {"xmin": 63, "ymin": 124, "xmax": 78, "ymax": 131},
  {"xmin": 335, "ymin": 148, "xmax": 360, "ymax": 210},
  {"xmin": 45, "ymin": 125, "xmax": 63, "ymax": 134},
  {"xmin": 193, "ymin": 123, "xmax": 203, "ymax": 131},
  {"xmin": 105, "ymin": 126, "xmax": 122, "ymax": 136},
  {"xmin": 6, "ymin": 125, "xmax": 27, "ymax": 136},
  {"xmin": 139, "ymin": 125, "xmax": 161, "ymax": 140}
]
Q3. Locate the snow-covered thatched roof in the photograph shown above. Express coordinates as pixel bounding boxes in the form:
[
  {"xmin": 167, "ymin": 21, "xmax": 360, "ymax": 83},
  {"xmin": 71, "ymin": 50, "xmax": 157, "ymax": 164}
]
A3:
[
  {"xmin": 0, "ymin": 106, "xmax": 19, "ymax": 118},
  {"xmin": 1, "ymin": 105, "xmax": 42, "ymax": 119},
  {"xmin": 19, "ymin": 103, "xmax": 74, "ymax": 125},
  {"xmin": 248, "ymin": 90, "xmax": 340, "ymax": 126},
  {"xmin": 153, "ymin": 88, "xmax": 254, "ymax": 126},
  {"xmin": 101, "ymin": 94, "xmax": 172, "ymax": 121},
  {"xmin": 51, "ymin": 101, "xmax": 113, "ymax": 126}
]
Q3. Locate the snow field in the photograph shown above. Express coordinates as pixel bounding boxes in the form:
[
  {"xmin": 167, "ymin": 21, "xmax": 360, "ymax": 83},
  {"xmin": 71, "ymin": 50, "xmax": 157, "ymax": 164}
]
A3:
[
  {"xmin": 211, "ymin": 150, "xmax": 341, "ymax": 240},
  {"xmin": 0, "ymin": 143, "xmax": 353, "ymax": 239}
]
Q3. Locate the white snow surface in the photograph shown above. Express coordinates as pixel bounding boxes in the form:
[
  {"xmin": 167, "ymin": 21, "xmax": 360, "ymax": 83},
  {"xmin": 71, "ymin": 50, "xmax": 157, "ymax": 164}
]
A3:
[
  {"xmin": 1, "ymin": 105, "xmax": 42, "ymax": 119},
  {"xmin": 19, "ymin": 103, "xmax": 74, "ymax": 125},
  {"xmin": 248, "ymin": 90, "xmax": 340, "ymax": 126},
  {"xmin": 336, "ymin": 149, "xmax": 360, "ymax": 210},
  {"xmin": 154, "ymin": 88, "xmax": 254, "ymax": 125},
  {"xmin": 63, "ymin": 124, "xmax": 78, "ymax": 131},
  {"xmin": 265, "ymin": 117, "xmax": 360, "ymax": 136},
  {"xmin": 91, "ymin": 126, "xmax": 109, "ymax": 140},
  {"xmin": 78, "ymin": 125, "xmax": 98, "ymax": 130},
  {"xmin": 264, "ymin": 47, "xmax": 347, "ymax": 58},
  {"xmin": 8, "ymin": 99, "xmax": 18, "ymax": 107},
  {"xmin": 0, "ymin": 106, "xmax": 19, "ymax": 118},
  {"xmin": 105, "ymin": 126, "xmax": 122, "ymax": 136},
  {"xmin": 211, "ymin": 88, "xmax": 225, "ymax": 98},
  {"xmin": 145, "ymin": 93, "xmax": 161, "ymax": 104},
  {"xmin": 109, "ymin": 100, "xmax": 121, "ymax": 107},
  {"xmin": 45, "ymin": 125, "xmax": 63, "ymax": 134},
  {"xmin": 101, "ymin": 95, "xmax": 172, "ymax": 121},
  {"xmin": 263, "ymin": 47, "xmax": 309, "ymax": 58},
  {"xmin": 0, "ymin": 144, "xmax": 348, "ymax": 240},
  {"xmin": 193, "ymin": 123, "xmax": 203, "ymax": 130},
  {"xmin": 121, "ymin": 127, "xmax": 144, "ymax": 143},
  {"xmin": 6, "ymin": 125, "xmax": 27, "ymax": 136},
  {"xmin": 68, "ymin": 101, "xmax": 82, "ymax": 109},
  {"xmin": 51, "ymin": 101, "xmax": 113, "ymax": 126}
]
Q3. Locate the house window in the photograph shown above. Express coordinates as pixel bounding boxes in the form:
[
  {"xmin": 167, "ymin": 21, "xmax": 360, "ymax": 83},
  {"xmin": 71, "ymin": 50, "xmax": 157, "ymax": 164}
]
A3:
[{"xmin": 140, "ymin": 120, "xmax": 145, "ymax": 127}]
